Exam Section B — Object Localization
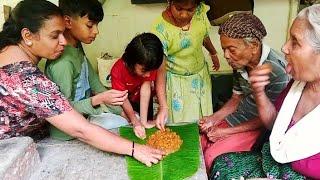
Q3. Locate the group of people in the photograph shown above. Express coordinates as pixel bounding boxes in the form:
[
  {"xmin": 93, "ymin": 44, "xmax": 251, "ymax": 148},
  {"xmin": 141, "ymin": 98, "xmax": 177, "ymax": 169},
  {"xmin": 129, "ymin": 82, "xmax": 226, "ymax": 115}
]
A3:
[{"xmin": 1, "ymin": 0, "xmax": 320, "ymax": 179}]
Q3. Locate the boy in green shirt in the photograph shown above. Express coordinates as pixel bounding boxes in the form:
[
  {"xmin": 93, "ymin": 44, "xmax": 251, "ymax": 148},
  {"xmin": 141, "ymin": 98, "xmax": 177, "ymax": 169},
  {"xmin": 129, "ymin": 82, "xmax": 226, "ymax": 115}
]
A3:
[{"xmin": 45, "ymin": 0, "xmax": 128, "ymax": 140}]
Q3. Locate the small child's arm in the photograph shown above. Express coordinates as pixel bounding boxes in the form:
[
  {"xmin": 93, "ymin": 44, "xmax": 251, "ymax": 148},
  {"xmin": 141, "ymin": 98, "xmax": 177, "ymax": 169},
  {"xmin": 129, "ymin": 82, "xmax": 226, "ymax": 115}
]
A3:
[
  {"xmin": 111, "ymin": 62, "xmax": 145, "ymax": 139},
  {"xmin": 155, "ymin": 60, "xmax": 168, "ymax": 130},
  {"xmin": 203, "ymin": 36, "xmax": 220, "ymax": 71},
  {"xmin": 122, "ymin": 98, "xmax": 146, "ymax": 139}
]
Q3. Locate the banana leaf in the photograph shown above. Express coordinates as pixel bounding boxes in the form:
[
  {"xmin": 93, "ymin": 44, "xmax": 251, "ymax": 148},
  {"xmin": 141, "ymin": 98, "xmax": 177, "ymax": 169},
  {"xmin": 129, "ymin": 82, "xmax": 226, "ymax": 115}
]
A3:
[{"xmin": 119, "ymin": 123, "xmax": 200, "ymax": 180}]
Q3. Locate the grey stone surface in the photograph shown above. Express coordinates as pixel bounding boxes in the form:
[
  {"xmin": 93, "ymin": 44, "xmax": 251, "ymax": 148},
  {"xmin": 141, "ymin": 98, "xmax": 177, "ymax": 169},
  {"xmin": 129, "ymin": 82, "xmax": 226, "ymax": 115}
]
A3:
[
  {"xmin": 30, "ymin": 130, "xmax": 207, "ymax": 180},
  {"xmin": 30, "ymin": 138, "xmax": 128, "ymax": 180},
  {"xmin": 0, "ymin": 137, "xmax": 40, "ymax": 180},
  {"xmin": 0, "ymin": 129, "xmax": 206, "ymax": 179}
]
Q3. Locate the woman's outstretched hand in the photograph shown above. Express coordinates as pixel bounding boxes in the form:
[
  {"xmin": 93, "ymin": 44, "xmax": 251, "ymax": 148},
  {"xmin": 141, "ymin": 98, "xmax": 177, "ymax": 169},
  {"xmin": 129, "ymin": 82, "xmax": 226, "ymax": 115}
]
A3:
[{"xmin": 133, "ymin": 144, "xmax": 166, "ymax": 167}]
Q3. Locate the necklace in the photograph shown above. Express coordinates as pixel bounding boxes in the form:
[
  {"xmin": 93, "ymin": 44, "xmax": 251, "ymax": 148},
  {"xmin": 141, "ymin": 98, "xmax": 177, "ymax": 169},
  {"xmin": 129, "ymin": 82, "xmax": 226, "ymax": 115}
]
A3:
[
  {"xmin": 165, "ymin": 8, "xmax": 191, "ymax": 31},
  {"xmin": 17, "ymin": 43, "xmax": 39, "ymax": 65}
]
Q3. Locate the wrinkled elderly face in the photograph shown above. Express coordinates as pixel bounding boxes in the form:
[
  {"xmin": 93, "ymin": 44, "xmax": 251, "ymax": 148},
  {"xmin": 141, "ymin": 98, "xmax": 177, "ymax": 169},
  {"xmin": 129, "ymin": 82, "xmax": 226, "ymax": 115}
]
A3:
[
  {"xmin": 282, "ymin": 19, "xmax": 320, "ymax": 82},
  {"xmin": 220, "ymin": 35, "xmax": 256, "ymax": 69}
]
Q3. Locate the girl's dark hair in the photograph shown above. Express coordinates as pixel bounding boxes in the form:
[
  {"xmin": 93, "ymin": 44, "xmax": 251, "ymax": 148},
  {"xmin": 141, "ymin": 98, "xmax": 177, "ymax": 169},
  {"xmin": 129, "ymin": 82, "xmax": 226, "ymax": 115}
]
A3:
[
  {"xmin": 0, "ymin": 0, "xmax": 62, "ymax": 51},
  {"xmin": 122, "ymin": 33, "xmax": 164, "ymax": 73},
  {"xmin": 59, "ymin": 0, "xmax": 104, "ymax": 23},
  {"xmin": 168, "ymin": 0, "xmax": 202, "ymax": 5}
]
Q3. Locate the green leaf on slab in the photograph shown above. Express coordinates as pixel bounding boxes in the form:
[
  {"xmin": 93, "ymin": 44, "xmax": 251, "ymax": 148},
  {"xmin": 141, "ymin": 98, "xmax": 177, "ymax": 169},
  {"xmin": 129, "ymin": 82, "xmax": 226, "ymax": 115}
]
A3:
[{"xmin": 119, "ymin": 123, "xmax": 200, "ymax": 180}]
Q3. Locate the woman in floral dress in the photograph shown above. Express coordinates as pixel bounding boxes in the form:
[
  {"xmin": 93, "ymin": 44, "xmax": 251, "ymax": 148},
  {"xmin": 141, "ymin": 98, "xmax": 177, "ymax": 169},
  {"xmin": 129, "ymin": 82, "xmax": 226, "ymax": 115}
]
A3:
[{"xmin": 0, "ymin": 0, "xmax": 164, "ymax": 167}]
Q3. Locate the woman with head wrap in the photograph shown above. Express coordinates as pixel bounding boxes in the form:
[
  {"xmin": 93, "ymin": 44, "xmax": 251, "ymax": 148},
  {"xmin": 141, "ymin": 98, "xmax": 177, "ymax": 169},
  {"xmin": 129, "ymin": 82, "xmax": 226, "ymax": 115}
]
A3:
[
  {"xmin": 199, "ymin": 13, "xmax": 290, "ymax": 171},
  {"xmin": 210, "ymin": 5, "xmax": 320, "ymax": 179}
]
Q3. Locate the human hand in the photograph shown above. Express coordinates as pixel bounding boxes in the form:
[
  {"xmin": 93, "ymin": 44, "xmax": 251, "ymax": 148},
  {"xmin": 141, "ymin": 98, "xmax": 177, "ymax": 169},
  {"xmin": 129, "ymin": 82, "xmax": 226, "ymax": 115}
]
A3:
[
  {"xmin": 206, "ymin": 126, "xmax": 230, "ymax": 142},
  {"xmin": 97, "ymin": 89, "xmax": 128, "ymax": 106},
  {"xmin": 133, "ymin": 120, "xmax": 146, "ymax": 139},
  {"xmin": 142, "ymin": 120, "xmax": 156, "ymax": 129},
  {"xmin": 155, "ymin": 107, "xmax": 168, "ymax": 130},
  {"xmin": 249, "ymin": 63, "xmax": 272, "ymax": 95},
  {"xmin": 199, "ymin": 115, "xmax": 221, "ymax": 134},
  {"xmin": 133, "ymin": 144, "xmax": 166, "ymax": 167},
  {"xmin": 210, "ymin": 54, "xmax": 220, "ymax": 71}
]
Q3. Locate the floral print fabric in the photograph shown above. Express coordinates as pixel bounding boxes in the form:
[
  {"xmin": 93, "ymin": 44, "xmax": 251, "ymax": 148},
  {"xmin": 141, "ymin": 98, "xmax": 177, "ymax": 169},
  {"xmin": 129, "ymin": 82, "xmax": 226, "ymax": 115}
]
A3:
[
  {"xmin": 210, "ymin": 143, "xmax": 306, "ymax": 180},
  {"xmin": 151, "ymin": 3, "xmax": 213, "ymax": 123},
  {"xmin": 0, "ymin": 61, "xmax": 72, "ymax": 139}
]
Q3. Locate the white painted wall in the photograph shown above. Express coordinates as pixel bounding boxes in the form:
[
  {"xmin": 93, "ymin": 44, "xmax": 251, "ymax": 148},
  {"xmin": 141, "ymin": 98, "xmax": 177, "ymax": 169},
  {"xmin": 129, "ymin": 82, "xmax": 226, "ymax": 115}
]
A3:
[
  {"xmin": 1, "ymin": 0, "xmax": 300, "ymax": 73},
  {"xmin": 83, "ymin": 1, "xmax": 167, "ymax": 71},
  {"xmin": 0, "ymin": 0, "xmax": 58, "ymax": 27},
  {"xmin": 255, "ymin": 0, "xmax": 299, "ymax": 51}
]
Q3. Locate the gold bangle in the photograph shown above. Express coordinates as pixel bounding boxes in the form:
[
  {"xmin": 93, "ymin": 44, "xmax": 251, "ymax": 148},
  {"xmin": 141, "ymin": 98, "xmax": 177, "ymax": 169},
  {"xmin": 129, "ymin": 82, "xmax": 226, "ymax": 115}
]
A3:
[
  {"xmin": 131, "ymin": 141, "xmax": 135, "ymax": 157},
  {"xmin": 210, "ymin": 53, "xmax": 217, "ymax": 56}
]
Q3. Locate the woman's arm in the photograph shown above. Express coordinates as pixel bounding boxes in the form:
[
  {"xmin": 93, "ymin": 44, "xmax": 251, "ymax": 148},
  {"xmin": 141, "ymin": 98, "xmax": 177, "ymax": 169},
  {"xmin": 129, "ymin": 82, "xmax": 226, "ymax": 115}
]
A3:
[
  {"xmin": 206, "ymin": 117, "xmax": 263, "ymax": 142},
  {"xmin": 223, "ymin": 117, "xmax": 263, "ymax": 135},
  {"xmin": 199, "ymin": 93, "xmax": 242, "ymax": 133},
  {"xmin": 46, "ymin": 109, "xmax": 164, "ymax": 166},
  {"xmin": 249, "ymin": 64, "xmax": 277, "ymax": 129}
]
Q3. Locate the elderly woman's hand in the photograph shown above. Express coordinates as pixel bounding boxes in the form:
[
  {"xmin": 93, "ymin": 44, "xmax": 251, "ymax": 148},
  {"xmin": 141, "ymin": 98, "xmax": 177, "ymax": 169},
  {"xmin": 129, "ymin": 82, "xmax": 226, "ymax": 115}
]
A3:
[
  {"xmin": 199, "ymin": 115, "xmax": 223, "ymax": 134},
  {"xmin": 249, "ymin": 63, "xmax": 272, "ymax": 95},
  {"xmin": 206, "ymin": 126, "xmax": 230, "ymax": 142},
  {"xmin": 199, "ymin": 116, "xmax": 213, "ymax": 133},
  {"xmin": 133, "ymin": 144, "xmax": 166, "ymax": 167}
]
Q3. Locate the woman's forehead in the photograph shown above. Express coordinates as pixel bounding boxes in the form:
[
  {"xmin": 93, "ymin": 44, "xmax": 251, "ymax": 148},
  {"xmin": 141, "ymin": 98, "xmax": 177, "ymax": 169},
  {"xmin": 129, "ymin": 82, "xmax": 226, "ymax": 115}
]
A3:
[{"xmin": 40, "ymin": 16, "xmax": 65, "ymax": 33}]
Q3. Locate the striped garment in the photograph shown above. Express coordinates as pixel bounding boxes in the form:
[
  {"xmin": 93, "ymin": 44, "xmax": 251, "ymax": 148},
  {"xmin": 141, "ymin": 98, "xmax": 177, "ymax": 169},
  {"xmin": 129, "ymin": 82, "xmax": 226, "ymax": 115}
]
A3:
[{"xmin": 226, "ymin": 44, "xmax": 291, "ymax": 126}]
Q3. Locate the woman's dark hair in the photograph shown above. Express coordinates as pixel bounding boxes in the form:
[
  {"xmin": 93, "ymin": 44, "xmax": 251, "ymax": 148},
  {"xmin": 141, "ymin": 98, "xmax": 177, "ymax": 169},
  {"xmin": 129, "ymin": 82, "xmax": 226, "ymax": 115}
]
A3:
[
  {"xmin": 168, "ymin": 0, "xmax": 202, "ymax": 5},
  {"xmin": 0, "ymin": 0, "xmax": 62, "ymax": 51},
  {"xmin": 59, "ymin": 0, "xmax": 104, "ymax": 23},
  {"xmin": 122, "ymin": 33, "xmax": 164, "ymax": 73}
]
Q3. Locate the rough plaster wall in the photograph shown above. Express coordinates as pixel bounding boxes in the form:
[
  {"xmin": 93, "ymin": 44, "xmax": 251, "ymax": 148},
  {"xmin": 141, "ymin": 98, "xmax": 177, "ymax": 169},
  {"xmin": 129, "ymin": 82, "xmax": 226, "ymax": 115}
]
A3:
[
  {"xmin": 0, "ymin": 0, "xmax": 299, "ymax": 73},
  {"xmin": 84, "ymin": 0, "xmax": 299, "ymax": 72}
]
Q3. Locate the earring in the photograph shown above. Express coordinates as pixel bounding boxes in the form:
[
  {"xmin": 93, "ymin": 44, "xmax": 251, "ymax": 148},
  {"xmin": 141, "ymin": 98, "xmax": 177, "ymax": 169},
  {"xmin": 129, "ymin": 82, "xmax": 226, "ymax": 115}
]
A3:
[{"xmin": 26, "ymin": 41, "xmax": 32, "ymax": 46}]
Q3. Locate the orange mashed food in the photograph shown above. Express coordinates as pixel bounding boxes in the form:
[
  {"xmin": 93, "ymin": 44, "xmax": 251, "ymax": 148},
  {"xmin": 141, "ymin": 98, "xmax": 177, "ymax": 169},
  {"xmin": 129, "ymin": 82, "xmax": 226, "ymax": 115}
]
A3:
[{"xmin": 146, "ymin": 128, "xmax": 183, "ymax": 154}]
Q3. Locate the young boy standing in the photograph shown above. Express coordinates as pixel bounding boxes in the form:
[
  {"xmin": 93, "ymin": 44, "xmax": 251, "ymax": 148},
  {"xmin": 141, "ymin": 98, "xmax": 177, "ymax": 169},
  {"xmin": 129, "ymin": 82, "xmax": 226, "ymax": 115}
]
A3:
[{"xmin": 45, "ymin": 0, "xmax": 128, "ymax": 140}]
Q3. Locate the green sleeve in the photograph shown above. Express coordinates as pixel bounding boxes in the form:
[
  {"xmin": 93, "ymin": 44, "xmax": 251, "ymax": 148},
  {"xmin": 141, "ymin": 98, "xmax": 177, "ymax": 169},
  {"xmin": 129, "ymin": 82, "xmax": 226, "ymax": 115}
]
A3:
[
  {"xmin": 45, "ymin": 59, "xmax": 102, "ymax": 116},
  {"xmin": 87, "ymin": 59, "xmax": 123, "ymax": 115},
  {"xmin": 87, "ymin": 59, "xmax": 106, "ymax": 94}
]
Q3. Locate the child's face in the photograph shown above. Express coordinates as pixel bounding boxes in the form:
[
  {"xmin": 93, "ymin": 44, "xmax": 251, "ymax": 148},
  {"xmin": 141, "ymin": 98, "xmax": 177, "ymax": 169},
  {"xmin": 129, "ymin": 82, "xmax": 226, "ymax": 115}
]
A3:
[
  {"xmin": 170, "ymin": 1, "xmax": 197, "ymax": 25},
  {"xmin": 134, "ymin": 64, "xmax": 151, "ymax": 78},
  {"xmin": 68, "ymin": 14, "xmax": 99, "ymax": 44}
]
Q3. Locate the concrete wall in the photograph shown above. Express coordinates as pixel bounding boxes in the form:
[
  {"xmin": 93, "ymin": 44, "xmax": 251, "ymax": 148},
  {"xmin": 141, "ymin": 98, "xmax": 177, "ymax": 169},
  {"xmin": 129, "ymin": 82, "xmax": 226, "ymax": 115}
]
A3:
[
  {"xmin": 1, "ymin": 0, "xmax": 300, "ymax": 73},
  {"xmin": 84, "ymin": 0, "xmax": 299, "ymax": 72}
]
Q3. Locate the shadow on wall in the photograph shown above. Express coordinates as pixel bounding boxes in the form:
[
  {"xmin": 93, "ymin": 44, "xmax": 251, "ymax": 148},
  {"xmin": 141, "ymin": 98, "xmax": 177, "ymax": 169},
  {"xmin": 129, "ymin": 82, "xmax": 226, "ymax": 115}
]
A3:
[{"xmin": 205, "ymin": 0, "xmax": 254, "ymax": 26}]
